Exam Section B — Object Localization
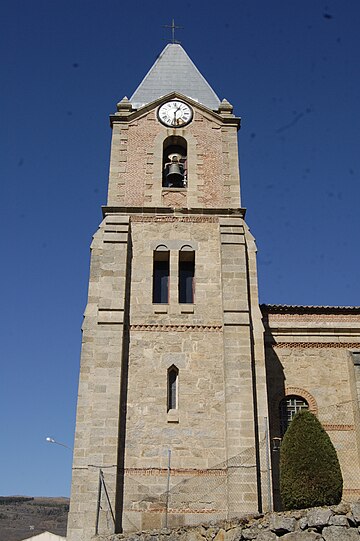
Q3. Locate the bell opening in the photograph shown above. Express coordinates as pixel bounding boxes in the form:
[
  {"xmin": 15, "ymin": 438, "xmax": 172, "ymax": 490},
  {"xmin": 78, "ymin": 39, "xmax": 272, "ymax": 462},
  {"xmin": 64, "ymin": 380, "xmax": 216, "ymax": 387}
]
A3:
[{"xmin": 162, "ymin": 136, "xmax": 187, "ymax": 188}]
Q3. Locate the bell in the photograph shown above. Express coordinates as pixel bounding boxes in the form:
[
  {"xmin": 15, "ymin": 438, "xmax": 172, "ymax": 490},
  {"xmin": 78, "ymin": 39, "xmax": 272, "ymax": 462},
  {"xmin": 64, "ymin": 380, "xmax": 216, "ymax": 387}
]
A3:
[
  {"xmin": 165, "ymin": 153, "xmax": 185, "ymax": 187},
  {"xmin": 166, "ymin": 163, "xmax": 184, "ymax": 186}
]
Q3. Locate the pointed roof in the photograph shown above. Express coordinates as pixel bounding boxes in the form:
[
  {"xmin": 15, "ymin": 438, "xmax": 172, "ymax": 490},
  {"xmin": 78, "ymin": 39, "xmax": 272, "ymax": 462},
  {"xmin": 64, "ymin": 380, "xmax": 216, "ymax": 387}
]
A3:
[{"xmin": 130, "ymin": 44, "xmax": 220, "ymax": 110}]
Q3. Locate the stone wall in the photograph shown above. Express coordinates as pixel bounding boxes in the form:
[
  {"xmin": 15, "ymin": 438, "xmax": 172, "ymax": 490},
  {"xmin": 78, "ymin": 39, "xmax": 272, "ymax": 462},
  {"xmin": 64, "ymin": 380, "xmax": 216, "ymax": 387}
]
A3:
[
  {"xmin": 262, "ymin": 307, "xmax": 360, "ymax": 509},
  {"xmin": 97, "ymin": 502, "xmax": 360, "ymax": 541},
  {"xmin": 118, "ymin": 215, "xmax": 267, "ymax": 531},
  {"xmin": 67, "ymin": 210, "xmax": 270, "ymax": 538}
]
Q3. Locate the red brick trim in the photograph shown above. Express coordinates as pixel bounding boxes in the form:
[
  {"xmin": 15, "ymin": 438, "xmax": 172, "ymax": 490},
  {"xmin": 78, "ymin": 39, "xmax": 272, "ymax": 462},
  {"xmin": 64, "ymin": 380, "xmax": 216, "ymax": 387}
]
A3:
[
  {"xmin": 271, "ymin": 342, "xmax": 360, "ymax": 349},
  {"xmin": 268, "ymin": 314, "xmax": 360, "ymax": 322},
  {"xmin": 126, "ymin": 508, "xmax": 227, "ymax": 514},
  {"xmin": 124, "ymin": 467, "xmax": 226, "ymax": 477},
  {"xmin": 131, "ymin": 215, "xmax": 218, "ymax": 223},
  {"xmin": 272, "ymin": 387, "xmax": 318, "ymax": 416},
  {"xmin": 322, "ymin": 424, "xmax": 355, "ymax": 431},
  {"xmin": 343, "ymin": 489, "xmax": 360, "ymax": 497}
]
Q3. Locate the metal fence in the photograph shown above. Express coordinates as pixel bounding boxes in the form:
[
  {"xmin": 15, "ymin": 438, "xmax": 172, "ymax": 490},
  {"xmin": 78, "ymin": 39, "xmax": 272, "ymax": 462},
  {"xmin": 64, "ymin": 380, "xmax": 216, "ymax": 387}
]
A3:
[
  {"xmin": 96, "ymin": 401, "xmax": 360, "ymax": 533},
  {"xmin": 317, "ymin": 399, "xmax": 360, "ymax": 503}
]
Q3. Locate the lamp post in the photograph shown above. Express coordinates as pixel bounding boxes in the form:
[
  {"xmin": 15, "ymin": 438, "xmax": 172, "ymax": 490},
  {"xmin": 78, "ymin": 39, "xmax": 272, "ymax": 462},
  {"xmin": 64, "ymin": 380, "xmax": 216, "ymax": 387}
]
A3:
[{"xmin": 45, "ymin": 436, "xmax": 72, "ymax": 451}]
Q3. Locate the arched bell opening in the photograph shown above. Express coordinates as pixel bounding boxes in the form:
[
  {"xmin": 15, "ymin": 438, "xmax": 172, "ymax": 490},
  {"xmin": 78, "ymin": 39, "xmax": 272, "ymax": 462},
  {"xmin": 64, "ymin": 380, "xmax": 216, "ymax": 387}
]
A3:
[{"xmin": 162, "ymin": 136, "xmax": 187, "ymax": 188}]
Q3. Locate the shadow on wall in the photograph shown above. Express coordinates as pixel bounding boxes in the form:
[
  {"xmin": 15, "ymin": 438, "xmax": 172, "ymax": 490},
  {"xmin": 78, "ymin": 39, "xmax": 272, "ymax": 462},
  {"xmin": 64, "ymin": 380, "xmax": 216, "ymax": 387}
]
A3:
[{"xmin": 262, "ymin": 313, "xmax": 286, "ymax": 511}]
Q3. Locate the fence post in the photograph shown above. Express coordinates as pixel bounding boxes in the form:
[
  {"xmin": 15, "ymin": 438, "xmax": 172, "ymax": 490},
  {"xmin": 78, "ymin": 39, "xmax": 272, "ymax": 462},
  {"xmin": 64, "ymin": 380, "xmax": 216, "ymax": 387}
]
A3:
[
  {"xmin": 95, "ymin": 469, "xmax": 102, "ymax": 535},
  {"xmin": 165, "ymin": 449, "xmax": 171, "ymax": 528},
  {"xmin": 99, "ymin": 469, "xmax": 116, "ymax": 531},
  {"xmin": 264, "ymin": 417, "xmax": 273, "ymax": 512}
]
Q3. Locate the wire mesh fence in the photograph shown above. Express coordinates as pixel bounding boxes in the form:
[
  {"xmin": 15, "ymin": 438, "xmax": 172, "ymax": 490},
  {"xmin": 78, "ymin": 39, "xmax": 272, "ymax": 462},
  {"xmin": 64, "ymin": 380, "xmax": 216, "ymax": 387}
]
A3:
[
  {"xmin": 270, "ymin": 398, "xmax": 360, "ymax": 509},
  {"xmin": 96, "ymin": 438, "xmax": 269, "ymax": 534},
  {"xmin": 317, "ymin": 399, "xmax": 360, "ymax": 503},
  {"xmin": 96, "ymin": 400, "xmax": 360, "ymax": 534},
  {"xmin": 119, "ymin": 438, "xmax": 269, "ymax": 532}
]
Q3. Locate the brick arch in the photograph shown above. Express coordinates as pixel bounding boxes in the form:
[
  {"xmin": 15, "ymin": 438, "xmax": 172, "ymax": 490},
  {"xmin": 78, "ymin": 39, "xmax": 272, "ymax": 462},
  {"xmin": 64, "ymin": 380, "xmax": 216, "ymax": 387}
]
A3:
[{"xmin": 273, "ymin": 387, "xmax": 318, "ymax": 416}]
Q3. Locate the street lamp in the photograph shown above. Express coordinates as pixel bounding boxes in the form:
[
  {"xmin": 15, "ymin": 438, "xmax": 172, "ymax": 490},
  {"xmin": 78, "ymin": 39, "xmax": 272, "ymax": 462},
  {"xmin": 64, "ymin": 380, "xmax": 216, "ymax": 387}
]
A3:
[{"xmin": 46, "ymin": 436, "xmax": 72, "ymax": 450}]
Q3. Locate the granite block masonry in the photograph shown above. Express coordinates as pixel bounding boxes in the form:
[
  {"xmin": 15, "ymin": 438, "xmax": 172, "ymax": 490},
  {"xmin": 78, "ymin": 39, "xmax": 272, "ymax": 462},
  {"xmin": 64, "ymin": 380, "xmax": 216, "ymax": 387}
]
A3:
[
  {"xmin": 67, "ymin": 43, "xmax": 270, "ymax": 541},
  {"xmin": 67, "ymin": 42, "xmax": 360, "ymax": 541}
]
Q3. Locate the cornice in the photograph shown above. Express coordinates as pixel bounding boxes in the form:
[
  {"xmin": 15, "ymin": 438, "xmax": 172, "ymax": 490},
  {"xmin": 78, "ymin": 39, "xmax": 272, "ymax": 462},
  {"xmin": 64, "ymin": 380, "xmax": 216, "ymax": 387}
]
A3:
[
  {"xmin": 110, "ymin": 91, "xmax": 241, "ymax": 129},
  {"xmin": 261, "ymin": 304, "xmax": 360, "ymax": 315},
  {"xmin": 102, "ymin": 206, "xmax": 246, "ymax": 219}
]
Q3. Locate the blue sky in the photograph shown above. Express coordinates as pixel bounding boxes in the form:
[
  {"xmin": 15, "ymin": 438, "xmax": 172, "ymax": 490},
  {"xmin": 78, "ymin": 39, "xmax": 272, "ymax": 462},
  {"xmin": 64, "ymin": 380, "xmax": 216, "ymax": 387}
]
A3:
[{"xmin": 1, "ymin": 0, "xmax": 359, "ymax": 497}]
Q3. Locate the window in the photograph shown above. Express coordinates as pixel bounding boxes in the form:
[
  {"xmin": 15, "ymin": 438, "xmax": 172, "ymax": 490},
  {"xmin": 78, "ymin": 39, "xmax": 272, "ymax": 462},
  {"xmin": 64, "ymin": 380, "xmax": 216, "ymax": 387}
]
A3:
[
  {"xmin": 167, "ymin": 365, "xmax": 178, "ymax": 411},
  {"xmin": 162, "ymin": 136, "xmax": 187, "ymax": 188},
  {"xmin": 178, "ymin": 249, "xmax": 195, "ymax": 304},
  {"xmin": 153, "ymin": 249, "xmax": 169, "ymax": 304},
  {"xmin": 279, "ymin": 395, "xmax": 309, "ymax": 436}
]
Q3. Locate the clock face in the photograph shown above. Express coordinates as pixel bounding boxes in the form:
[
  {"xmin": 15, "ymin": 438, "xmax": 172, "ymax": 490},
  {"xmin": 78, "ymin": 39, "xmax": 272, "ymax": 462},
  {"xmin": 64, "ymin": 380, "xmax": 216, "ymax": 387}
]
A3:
[{"xmin": 158, "ymin": 100, "xmax": 193, "ymax": 127}]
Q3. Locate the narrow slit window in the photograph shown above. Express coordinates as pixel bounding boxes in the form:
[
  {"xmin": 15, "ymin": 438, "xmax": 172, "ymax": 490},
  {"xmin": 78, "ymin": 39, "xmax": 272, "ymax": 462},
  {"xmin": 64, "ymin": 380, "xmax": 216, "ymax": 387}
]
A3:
[
  {"xmin": 167, "ymin": 366, "xmax": 178, "ymax": 411},
  {"xmin": 153, "ymin": 250, "xmax": 169, "ymax": 304},
  {"xmin": 179, "ymin": 250, "xmax": 195, "ymax": 304}
]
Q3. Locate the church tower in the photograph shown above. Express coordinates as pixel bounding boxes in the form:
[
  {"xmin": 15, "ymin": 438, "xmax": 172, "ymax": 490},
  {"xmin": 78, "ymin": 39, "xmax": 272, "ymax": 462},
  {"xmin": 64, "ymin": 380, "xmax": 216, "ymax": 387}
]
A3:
[{"xmin": 67, "ymin": 44, "xmax": 270, "ymax": 540}]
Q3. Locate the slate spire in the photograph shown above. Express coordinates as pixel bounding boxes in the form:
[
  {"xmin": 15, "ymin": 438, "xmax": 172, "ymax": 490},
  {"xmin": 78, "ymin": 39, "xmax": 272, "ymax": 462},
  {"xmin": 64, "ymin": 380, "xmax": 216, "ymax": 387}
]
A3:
[{"xmin": 130, "ymin": 44, "xmax": 220, "ymax": 110}]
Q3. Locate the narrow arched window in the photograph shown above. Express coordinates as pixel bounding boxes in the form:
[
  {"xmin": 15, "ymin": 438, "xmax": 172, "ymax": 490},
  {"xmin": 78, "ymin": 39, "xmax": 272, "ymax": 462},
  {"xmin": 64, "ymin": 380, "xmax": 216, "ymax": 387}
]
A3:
[
  {"xmin": 279, "ymin": 395, "xmax": 309, "ymax": 436},
  {"xmin": 162, "ymin": 136, "xmax": 187, "ymax": 188},
  {"xmin": 167, "ymin": 366, "xmax": 179, "ymax": 411},
  {"xmin": 153, "ymin": 246, "xmax": 169, "ymax": 304},
  {"xmin": 178, "ymin": 247, "xmax": 195, "ymax": 304}
]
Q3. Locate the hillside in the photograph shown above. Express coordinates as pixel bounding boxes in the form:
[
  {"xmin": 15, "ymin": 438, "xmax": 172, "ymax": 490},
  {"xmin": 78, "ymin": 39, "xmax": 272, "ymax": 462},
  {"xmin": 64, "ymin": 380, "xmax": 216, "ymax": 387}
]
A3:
[{"xmin": 0, "ymin": 496, "xmax": 69, "ymax": 541}]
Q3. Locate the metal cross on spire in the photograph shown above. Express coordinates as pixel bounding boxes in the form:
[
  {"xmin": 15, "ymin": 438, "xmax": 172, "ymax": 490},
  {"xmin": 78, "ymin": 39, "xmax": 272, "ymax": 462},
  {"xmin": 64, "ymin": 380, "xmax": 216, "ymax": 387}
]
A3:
[{"xmin": 163, "ymin": 18, "xmax": 183, "ymax": 44}]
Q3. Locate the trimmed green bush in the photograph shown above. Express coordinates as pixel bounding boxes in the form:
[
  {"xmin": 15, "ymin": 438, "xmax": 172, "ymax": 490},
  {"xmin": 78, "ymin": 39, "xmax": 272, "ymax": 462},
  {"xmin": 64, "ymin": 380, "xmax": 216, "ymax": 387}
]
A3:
[{"xmin": 280, "ymin": 410, "xmax": 343, "ymax": 509}]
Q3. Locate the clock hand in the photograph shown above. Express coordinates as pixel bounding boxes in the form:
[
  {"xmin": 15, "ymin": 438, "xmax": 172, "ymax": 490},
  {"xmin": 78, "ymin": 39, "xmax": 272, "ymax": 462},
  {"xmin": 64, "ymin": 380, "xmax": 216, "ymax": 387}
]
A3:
[{"xmin": 172, "ymin": 107, "xmax": 180, "ymax": 125}]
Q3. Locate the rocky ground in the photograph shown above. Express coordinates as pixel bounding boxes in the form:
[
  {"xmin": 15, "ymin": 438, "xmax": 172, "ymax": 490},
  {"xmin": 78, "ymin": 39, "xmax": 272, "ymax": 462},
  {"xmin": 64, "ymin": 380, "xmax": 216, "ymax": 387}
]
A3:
[
  {"xmin": 97, "ymin": 502, "xmax": 360, "ymax": 541},
  {"xmin": 0, "ymin": 496, "xmax": 69, "ymax": 541}
]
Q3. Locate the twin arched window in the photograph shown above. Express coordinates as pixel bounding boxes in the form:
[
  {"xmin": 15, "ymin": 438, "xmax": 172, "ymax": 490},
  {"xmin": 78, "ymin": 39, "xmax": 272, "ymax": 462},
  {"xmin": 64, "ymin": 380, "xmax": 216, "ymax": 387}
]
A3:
[{"xmin": 153, "ymin": 246, "xmax": 195, "ymax": 304}]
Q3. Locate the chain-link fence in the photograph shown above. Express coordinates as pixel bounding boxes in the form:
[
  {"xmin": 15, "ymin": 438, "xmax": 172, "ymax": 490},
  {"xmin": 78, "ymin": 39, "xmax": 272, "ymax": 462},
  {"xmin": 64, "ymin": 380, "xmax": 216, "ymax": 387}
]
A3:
[
  {"xmin": 118, "ymin": 438, "xmax": 269, "ymax": 532},
  {"xmin": 317, "ymin": 399, "xmax": 360, "ymax": 503},
  {"xmin": 96, "ymin": 401, "xmax": 360, "ymax": 533}
]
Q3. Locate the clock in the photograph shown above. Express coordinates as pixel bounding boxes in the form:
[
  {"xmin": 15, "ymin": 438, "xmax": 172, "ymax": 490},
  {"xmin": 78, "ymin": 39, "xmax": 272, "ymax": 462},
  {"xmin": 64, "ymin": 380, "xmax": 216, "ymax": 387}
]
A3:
[{"xmin": 158, "ymin": 100, "xmax": 193, "ymax": 127}]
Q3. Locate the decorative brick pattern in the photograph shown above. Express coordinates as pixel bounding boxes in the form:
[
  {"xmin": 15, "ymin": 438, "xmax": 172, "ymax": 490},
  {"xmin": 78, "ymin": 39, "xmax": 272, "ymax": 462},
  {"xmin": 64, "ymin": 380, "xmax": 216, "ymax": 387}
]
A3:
[
  {"xmin": 187, "ymin": 121, "xmax": 226, "ymax": 207},
  {"xmin": 129, "ymin": 324, "xmax": 222, "ymax": 332},
  {"xmin": 108, "ymin": 104, "xmax": 241, "ymax": 209},
  {"xmin": 322, "ymin": 424, "xmax": 355, "ymax": 431},
  {"xmin": 131, "ymin": 216, "xmax": 218, "ymax": 223},
  {"xmin": 126, "ymin": 508, "xmax": 226, "ymax": 515},
  {"xmin": 272, "ymin": 342, "xmax": 360, "ymax": 349},
  {"xmin": 123, "ymin": 468, "xmax": 226, "ymax": 477},
  {"xmin": 269, "ymin": 314, "xmax": 360, "ymax": 322},
  {"xmin": 161, "ymin": 190, "xmax": 188, "ymax": 207}
]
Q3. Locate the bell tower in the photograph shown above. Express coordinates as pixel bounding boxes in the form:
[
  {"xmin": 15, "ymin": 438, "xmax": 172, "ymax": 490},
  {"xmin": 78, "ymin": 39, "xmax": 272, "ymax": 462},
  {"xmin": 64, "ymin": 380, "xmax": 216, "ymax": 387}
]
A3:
[{"xmin": 67, "ymin": 44, "xmax": 270, "ymax": 540}]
